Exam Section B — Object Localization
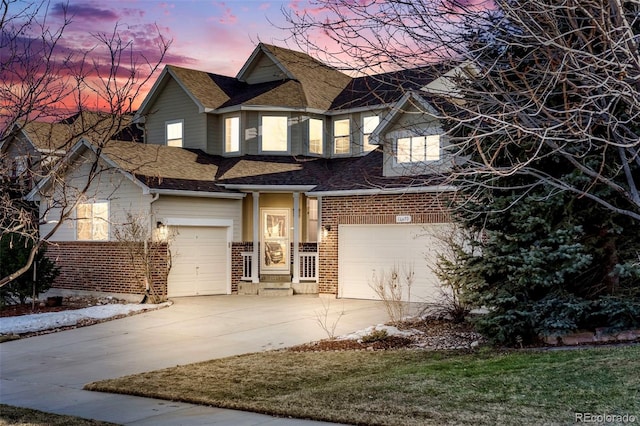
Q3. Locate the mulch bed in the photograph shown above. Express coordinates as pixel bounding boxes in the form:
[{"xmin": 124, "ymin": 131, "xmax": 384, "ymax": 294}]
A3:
[{"xmin": 288, "ymin": 318, "xmax": 484, "ymax": 352}]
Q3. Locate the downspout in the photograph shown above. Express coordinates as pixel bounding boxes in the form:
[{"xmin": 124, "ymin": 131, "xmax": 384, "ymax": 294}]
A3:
[{"xmin": 141, "ymin": 192, "xmax": 161, "ymax": 303}]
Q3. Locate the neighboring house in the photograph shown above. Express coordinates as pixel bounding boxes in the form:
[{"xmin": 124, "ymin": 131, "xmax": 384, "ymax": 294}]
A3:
[
  {"xmin": 28, "ymin": 43, "xmax": 463, "ymax": 302},
  {"xmin": 1, "ymin": 111, "xmax": 139, "ymax": 192}
]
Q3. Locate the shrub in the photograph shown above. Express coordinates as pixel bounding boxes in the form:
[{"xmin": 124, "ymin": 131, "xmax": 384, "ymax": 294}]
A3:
[{"xmin": 0, "ymin": 234, "xmax": 60, "ymax": 305}]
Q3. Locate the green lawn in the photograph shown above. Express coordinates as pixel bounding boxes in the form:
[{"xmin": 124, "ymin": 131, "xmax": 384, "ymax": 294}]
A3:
[{"xmin": 86, "ymin": 345, "xmax": 640, "ymax": 425}]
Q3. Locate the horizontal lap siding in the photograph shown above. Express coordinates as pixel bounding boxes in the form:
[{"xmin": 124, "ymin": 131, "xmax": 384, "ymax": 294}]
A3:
[
  {"xmin": 42, "ymin": 156, "xmax": 151, "ymax": 242},
  {"xmin": 319, "ymin": 192, "xmax": 452, "ymax": 294},
  {"xmin": 153, "ymin": 196, "xmax": 242, "ymax": 242},
  {"xmin": 145, "ymin": 78, "xmax": 207, "ymax": 150}
]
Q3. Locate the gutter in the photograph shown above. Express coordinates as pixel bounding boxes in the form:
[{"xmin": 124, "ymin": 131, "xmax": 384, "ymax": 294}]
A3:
[
  {"xmin": 149, "ymin": 189, "xmax": 246, "ymax": 199},
  {"xmin": 305, "ymin": 185, "xmax": 458, "ymax": 198},
  {"xmin": 220, "ymin": 184, "xmax": 317, "ymax": 193}
]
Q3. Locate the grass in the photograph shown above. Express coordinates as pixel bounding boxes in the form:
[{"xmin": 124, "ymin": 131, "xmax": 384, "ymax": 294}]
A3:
[
  {"xmin": 0, "ymin": 404, "xmax": 116, "ymax": 426},
  {"xmin": 85, "ymin": 345, "xmax": 640, "ymax": 425}
]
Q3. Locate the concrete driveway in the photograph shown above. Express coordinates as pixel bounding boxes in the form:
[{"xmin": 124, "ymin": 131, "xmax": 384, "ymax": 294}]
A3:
[{"xmin": 0, "ymin": 295, "xmax": 388, "ymax": 425}]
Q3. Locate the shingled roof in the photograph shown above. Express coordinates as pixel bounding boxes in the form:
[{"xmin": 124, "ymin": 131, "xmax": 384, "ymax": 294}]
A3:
[
  {"xmin": 88, "ymin": 140, "xmax": 444, "ymax": 195},
  {"xmin": 18, "ymin": 111, "xmax": 136, "ymax": 153}
]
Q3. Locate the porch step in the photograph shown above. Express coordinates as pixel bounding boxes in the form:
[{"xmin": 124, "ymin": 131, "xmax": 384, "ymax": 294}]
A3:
[
  {"xmin": 258, "ymin": 282, "xmax": 293, "ymax": 297},
  {"xmin": 259, "ymin": 274, "xmax": 291, "ymax": 282},
  {"xmin": 238, "ymin": 281, "xmax": 294, "ymax": 296}
]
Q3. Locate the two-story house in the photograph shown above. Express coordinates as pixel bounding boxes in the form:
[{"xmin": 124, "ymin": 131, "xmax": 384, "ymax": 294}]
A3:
[{"xmin": 29, "ymin": 43, "xmax": 460, "ymax": 302}]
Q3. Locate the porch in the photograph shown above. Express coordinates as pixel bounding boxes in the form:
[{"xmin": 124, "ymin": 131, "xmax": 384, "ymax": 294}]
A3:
[{"xmin": 233, "ymin": 243, "xmax": 318, "ymax": 295}]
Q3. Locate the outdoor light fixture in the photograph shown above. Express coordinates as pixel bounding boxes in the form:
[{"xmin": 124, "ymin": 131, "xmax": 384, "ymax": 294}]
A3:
[
  {"xmin": 156, "ymin": 221, "xmax": 163, "ymax": 228},
  {"xmin": 322, "ymin": 225, "xmax": 331, "ymax": 238}
]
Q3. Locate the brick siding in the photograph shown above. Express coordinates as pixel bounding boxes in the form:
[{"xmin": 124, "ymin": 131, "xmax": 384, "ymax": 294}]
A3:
[
  {"xmin": 46, "ymin": 242, "xmax": 168, "ymax": 299},
  {"xmin": 319, "ymin": 192, "xmax": 452, "ymax": 294}
]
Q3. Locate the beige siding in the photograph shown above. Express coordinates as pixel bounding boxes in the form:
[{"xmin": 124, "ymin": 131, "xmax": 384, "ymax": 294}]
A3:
[
  {"xmin": 153, "ymin": 195, "xmax": 243, "ymax": 242},
  {"xmin": 41, "ymin": 152, "xmax": 151, "ymax": 242},
  {"xmin": 145, "ymin": 78, "xmax": 207, "ymax": 151},
  {"xmin": 243, "ymin": 111, "xmax": 259, "ymax": 155},
  {"xmin": 380, "ymin": 103, "xmax": 450, "ymax": 177},
  {"xmin": 206, "ymin": 114, "xmax": 222, "ymax": 155},
  {"xmin": 244, "ymin": 55, "xmax": 282, "ymax": 84},
  {"xmin": 241, "ymin": 193, "xmax": 310, "ymax": 241}
]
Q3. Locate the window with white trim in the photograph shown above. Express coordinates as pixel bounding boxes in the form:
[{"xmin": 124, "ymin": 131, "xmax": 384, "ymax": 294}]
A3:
[
  {"xmin": 224, "ymin": 116, "xmax": 240, "ymax": 153},
  {"xmin": 166, "ymin": 120, "xmax": 183, "ymax": 147},
  {"xmin": 362, "ymin": 115, "xmax": 379, "ymax": 152},
  {"xmin": 333, "ymin": 118, "xmax": 350, "ymax": 155},
  {"xmin": 261, "ymin": 115, "xmax": 288, "ymax": 152},
  {"xmin": 76, "ymin": 201, "xmax": 109, "ymax": 241},
  {"xmin": 307, "ymin": 198, "xmax": 318, "ymax": 242},
  {"xmin": 396, "ymin": 135, "xmax": 441, "ymax": 163},
  {"xmin": 308, "ymin": 118, "xmax": 324, "ymax": 155}
]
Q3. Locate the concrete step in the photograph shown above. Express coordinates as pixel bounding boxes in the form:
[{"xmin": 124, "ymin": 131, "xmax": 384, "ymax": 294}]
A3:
[
  {"xmin": 258, "ymin": 287, "xmax": 294, "ymax": 297},
  {"xmin": 259, "ymin": 274, "xmax": 291, "ymax": 282}
]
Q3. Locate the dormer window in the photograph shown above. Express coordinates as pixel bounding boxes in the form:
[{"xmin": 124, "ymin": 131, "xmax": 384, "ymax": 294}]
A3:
[
  {"xmin": 333, "ymin": 118, "xmax": 350, "ymax": 155},
  {"xmin": 260, "ymin": 115, "xmax": 289, "ymax": 153},
  {"xmin": 309, "ymin": 118, "xmax": 324, "ymax": 155},
  {"xmin": 166, "ymin": 120, "xmax": 183, "ymax": 147},
  {"xmin": 396, "ymin": 135, "xmax": 441, "ymax": 163},
  {"xmin": 225, "ymin": 116, "xmax": 240, "ymax": 153},
  {"xmin": 362, "ymin": 115, "xmax": 379, "ymax": 152}
]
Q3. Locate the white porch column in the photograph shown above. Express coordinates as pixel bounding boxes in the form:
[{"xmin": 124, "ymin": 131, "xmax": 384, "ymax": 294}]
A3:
[
  {"xmin": 252, "ymin": 191, "xmax": 260, "ymax": 283},
  {"xmin": 292, "ymin": 192, "xmax": 300, "ymax": 284}
]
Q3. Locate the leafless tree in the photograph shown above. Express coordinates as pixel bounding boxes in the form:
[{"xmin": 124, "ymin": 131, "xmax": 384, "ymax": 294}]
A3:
[
  {"xmin": 0, "ymin": 0, "xmax": 170, "ymax": 287},
  {"xmin": 284, "ymin": 0, "xmax": 640, "ymax": 221}
]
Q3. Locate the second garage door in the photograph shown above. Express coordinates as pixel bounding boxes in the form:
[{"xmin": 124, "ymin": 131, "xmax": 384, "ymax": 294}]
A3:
[
  {"xmin": 168, "ymin": 226, "xmax": 229, "ymax": 297},
  {"xmin": 338, "ymin": 224, "xmax": 449, "ymax": 302}
]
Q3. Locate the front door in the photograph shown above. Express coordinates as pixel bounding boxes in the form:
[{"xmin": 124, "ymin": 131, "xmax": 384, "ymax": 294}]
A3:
[{"xmin": 261, "ymin": 208, "xmax": 289, "ymax": 273}]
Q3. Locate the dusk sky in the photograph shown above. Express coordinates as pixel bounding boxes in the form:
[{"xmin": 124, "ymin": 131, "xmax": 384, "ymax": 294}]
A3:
[
  {"xmin": 9, "ymin": 0, "xmax": 483, "ymax": 113},
  {"xmin": 8, "ymin": 0, "xmax": 330, "ymax": 112},
  {"xmin": 43, "ymin": 0, "xmax": 309, "ymax": 75}
]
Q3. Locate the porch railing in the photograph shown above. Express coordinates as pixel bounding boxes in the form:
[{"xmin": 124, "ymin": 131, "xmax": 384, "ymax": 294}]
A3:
[
  {"xmin": 241, "ymin": 250, "xmax": 318, "ymax": 282},
  {"xmin": 299, "ymin": 252, "xmax": 318, "ymax": 281},
  {"xmin": 241, "ymin": 252, "xmax": 253, "ymax": 281}
]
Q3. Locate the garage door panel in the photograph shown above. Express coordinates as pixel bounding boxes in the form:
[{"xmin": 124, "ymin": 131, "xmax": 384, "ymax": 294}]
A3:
[
  {"xmin": 338, "ymin": 224, "xmax": 449, "ymax": 302},
  {"xmin": 168, "ymin": 226, "xmax": 229, "ymax": 297}
]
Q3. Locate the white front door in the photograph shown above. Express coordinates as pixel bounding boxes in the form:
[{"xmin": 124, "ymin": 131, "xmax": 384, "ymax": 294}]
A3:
[{"xmin": 261, "ymin": 208, "xmax": 289, "ymax": 273}]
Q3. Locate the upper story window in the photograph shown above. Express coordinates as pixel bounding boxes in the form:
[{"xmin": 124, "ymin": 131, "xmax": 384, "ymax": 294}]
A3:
[
  {"xmin": 76, "ymin": 201, "xmax": 109, "ymax": 241},
  {"xmin": 396, "ymin": 135, "xmax": 441, "ymax": 164},
  {"xmin": 166, "ymin": 120, "xmax": 183, "ymax": 147},
  {"xmin": 225, "ymin": 116, "xmax": 240, "ymax": 153},
  {"xmin": 333, "ymin": 118, "xmax": 350, "ymax": 155},
  {"xmin": 261, "ymin": 115, "xmax": 289, "ymax": 153},
  {"xmin": 309, "ymin": 118, "xmax": 324, "ymax": 155},
  {"xmin": 362, "ymin": 115, "xmax": 380, "ymax": 152}
]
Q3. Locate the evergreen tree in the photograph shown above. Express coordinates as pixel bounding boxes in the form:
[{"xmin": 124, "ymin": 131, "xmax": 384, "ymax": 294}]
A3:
[
  {"xmin": 446, "ymin": 0, "xmax": 640, "ymax": 345},
  {"xmin": 0, "ymin": 234, "xmax": 60, "ymax": 305}
]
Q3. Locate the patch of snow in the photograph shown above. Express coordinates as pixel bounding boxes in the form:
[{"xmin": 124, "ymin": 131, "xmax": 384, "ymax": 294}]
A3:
[
  {"xmin": 337, "ymin": 324, "xmax": 421, "ymax": 341},
  {"xmin": 0, "ymin": 303, "xmax": 171, "ymax": 335}
]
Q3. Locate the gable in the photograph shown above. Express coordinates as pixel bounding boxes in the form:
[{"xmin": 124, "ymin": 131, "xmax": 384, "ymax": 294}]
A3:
[{"xmin": 239, "ymin": 51, "xmax": 291, "ymax": 85}]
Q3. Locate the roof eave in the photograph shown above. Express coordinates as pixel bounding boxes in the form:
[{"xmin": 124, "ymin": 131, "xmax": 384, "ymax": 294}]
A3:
[
  {"xmin": 307, "ymin": 185, "xmax": 457, "ymax": 197},
  {"xmin": 149, "ymin": 189, "xmax": 246, "ymax": 199},
  {"xmin": 221, "ymin": 184, "xmax": 317, "ymax": 193}
]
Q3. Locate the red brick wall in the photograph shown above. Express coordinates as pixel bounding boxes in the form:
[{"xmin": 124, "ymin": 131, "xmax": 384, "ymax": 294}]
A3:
[
  {"xmin": 231, "ymin": 241, "xmax": 253, "ymax": 292},
  {"xmin": 46, "ymin": 242, "xmax": 168, "ymax": 298},
  {"xmin": 319, "ymin": 192, "xmax": 451, "ymax": 294}
]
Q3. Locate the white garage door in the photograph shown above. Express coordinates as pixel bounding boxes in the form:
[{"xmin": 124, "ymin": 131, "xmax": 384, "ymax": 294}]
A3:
[
  {"xmin": 338, "ymin": 224, "xmax": 449, "ymax": 302},
  {"xmin": 168, "ymin": 226, "xmax": 229, "ymax": 297}
]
